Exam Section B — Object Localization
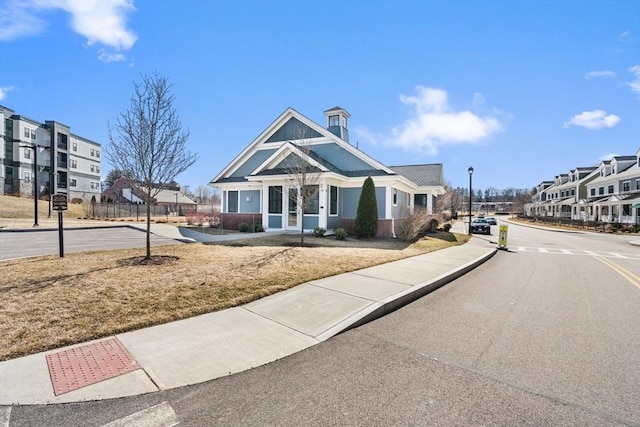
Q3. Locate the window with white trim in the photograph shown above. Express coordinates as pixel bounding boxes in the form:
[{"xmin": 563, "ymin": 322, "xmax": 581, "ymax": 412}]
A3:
[
  {"xmin": 392, "ymin": 188, "xmax": 398, "ymax": 206},
  {"xmin": 329, "ymin": 185, "xmax": 338, "ymax": 216},
  {"xmin": 23, "ymin": 171, "xmax": 31, "ymax": 182},
  {"xmin": 622, "ymin": 181, "xmax": 630, "ymax": 192},
  {"xmin": 70, "ymin": 178, "xmax": 77, "ymax": 187},
  {"xmin": 24, "ymin": 148, "xmax": 30, "ymax": 159},
  {"xmin": 607, "ymin": 185, "xmax": 614, "ymax": 194},
  {"xmin": 228, "ymin": 191, "xmax": 238, "ymax": 213}
]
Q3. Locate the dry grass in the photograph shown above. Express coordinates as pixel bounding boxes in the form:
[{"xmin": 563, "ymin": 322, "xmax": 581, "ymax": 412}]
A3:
[
  {"xmin": 0, "ymin": 194, "xmax": 85, "ymax": 219},
  {"xmin": 0, "ymin": 231, "xmax": 468, "ymax": 361}
]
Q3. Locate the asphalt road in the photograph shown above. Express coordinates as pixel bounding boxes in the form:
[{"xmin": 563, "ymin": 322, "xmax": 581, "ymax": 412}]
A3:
[
  {"xmin": 0, "ymin": 227, "xmax": 182, "ymax": 260},
  {"xmin": 6, "ymin": 220, "xmax": 640, "ymax": 426}
]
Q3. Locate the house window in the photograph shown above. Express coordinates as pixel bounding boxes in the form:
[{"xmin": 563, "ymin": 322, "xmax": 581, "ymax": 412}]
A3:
[
  {"xmin": 392, "ymin": 188, "xmax": 398, "ymax": 206},
  {"xmin": 607, "ymin": 185, "xmax": 614, "ymax": 194},
  {"xmin": 90, "ymin": 149, "xmax": 95, "ymax": 157},
  {"xmin": 598, "ymin": 187, "xmax": 604, "ymax": 195},
  {"xmin": 73, "ymin": 142, "xmax": 77, "ymax": 151},
  {"xmin": 70, "ymin": 178, "xmax": 77, "ymax": 187},
  {"xmin": 407, "ymin": 192, "xmax": 411, "ymax": 207},
  {"xmin": 636, "ymin": 179, "xmax": 640, "ymax": 191},
  {"xmin": 268, "ymin": 186, "xmax": 282, "ymax": 214},
  {"xmin": 24, "ymin": 127, "xmax": 30, "ymax": 138},
  {"xmin": 228, "ymin": 191, "xmax": 238, "ymax": 213},
  {"xmin": 96, "ymin": 166, "xmax": 100, "ymax": 173},
  {"xmin": 329, "ymin": 115, "xmax": 339, "ymax": 127},
  {"xmin": 622, "ymin": 181, "xmax": 630, "ymax": 192},
  {"xmin": 303, "ymin": 185, "xmax": 319, "ymax": 214},
  {"xmin": 23, "ymin": 171, "xmax": 31, "ymax": 182},
  {"xmin": 31, "ymin": 130, "xmax": 36, "ymax": 140},
  {"xmin": 329, "ymin": 185, "xmax": 338, "ymax": 215},
  {"xmin": 90, "ymin": 165, "xmax": 95, "ymax": 172},
  {"xmin": 623, "ymin": 204, "xmax": 631, "ymax": 216},
  {"xmin": 590, "ymin": 188, "xmax": 595, "ymax": 197},
  {"xmin": 24, "ymin": 148, "xmax": 31, "ymax": 159},
  {"xmin": 95, "ymin": 150, "xmax": 100, "ymax": 158},
  {"xmin": 70, "ymin": 159, "xmax": 77, "ymax": 168}
]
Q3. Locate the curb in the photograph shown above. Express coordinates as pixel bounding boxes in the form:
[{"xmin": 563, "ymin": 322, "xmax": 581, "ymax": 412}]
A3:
[{"xmin": 316, "ymin": 246, "xmax": 498, "ymax": 341}]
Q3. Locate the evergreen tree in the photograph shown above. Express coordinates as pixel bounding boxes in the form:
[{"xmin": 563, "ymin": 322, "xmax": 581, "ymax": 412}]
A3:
[{"xmin": 355, "ymin": 176, "xmax": 378, "ymax": 238}]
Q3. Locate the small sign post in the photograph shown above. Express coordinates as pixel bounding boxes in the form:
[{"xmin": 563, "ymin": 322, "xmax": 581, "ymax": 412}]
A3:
[
  {"xmin": 497, "ymin": 225, "xmax": 508, "ymax": 250},
  {"xmin": 52, "ymin": 194, "xmax": 67, "ymax": 257}
]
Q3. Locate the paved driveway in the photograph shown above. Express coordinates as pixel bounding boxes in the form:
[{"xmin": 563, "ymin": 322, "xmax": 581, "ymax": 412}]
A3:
[{"xmin": 0, "ymin": 227, "xmax": 182, "ymax": 260}]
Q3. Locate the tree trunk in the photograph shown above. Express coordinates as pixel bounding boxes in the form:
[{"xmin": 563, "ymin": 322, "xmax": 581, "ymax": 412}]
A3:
[{"xmin": 145, "ymin": 195, "xmax": 152, "ymax": 259}]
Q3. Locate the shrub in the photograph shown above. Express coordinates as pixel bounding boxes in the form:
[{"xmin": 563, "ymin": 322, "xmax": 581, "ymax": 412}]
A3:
[
  {"xmin": 428, "ymin": 218, "xmax": 439, "ymax": 232},
  {"xmin": 355, "ymin": 176, "xmax": 378, "ymax": 238},
  {"xmin": 238, "ymin": 223, "xmax": 250, "ymax": 232},
  {"xmin": 252, "ymin": 221, "xmax": 264, "ymax": 232},
  {"xmin": 186, "ymin": 212, "xmax": 207, "ymax": 226},
  {"xmin": 334, "ymin": 227, "xmax": 347, "ymax": 240},
  {"xmin": 442, "ymin": 223, "xmax": 452, "ymax": 232},
  {"xmin": 313, "ymin": 227, "xmax": 326, "ymax": 237}
]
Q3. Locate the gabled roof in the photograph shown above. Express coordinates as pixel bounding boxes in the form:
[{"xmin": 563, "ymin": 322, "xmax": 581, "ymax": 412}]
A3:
[
  {"xmin": 211, "ymin": 107, "xmax": 395, "ymax": 185},
  {"xmin": 389, "ymin": 164, "xmax": 444, "ymax": 187}
]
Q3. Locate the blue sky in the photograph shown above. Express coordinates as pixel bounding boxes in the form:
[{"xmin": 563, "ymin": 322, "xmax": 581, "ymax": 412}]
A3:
[{"xmin": 1, "ymin": 0, "xmax": 639, "ymax": 194}]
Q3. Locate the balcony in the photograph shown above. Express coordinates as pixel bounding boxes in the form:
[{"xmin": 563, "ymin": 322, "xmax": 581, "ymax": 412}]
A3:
[
  {"xmin": 57, "ymin": 181, "xmax": 67, "ymax": 189},
  {"xmin": 57, "ymin": 141, "xmax": 68, "ymax": 150},
  {"xmin": 57, "ymin": 160, "xmax": 67, "ymax": 169}
]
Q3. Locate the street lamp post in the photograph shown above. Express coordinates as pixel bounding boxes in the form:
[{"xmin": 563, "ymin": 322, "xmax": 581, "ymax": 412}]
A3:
[{"xmin": 468, "ymin": 166, "xmax": 474, "ymax": 235}]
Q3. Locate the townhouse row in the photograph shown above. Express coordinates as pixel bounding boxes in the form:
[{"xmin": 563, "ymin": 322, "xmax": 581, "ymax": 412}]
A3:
[{"xmin": 525, "ymin": 148, "xmax": 640, "ymax": 226}]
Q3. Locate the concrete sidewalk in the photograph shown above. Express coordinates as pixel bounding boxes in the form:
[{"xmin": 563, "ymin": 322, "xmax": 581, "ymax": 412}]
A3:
[{"xmin": 0, "ymin": 223, "xmax": 496, "ymax": 405}]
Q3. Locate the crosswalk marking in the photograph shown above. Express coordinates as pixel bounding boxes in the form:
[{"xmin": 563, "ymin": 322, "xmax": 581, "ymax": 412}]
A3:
[
  {"xmin": 514, "ymin": 247, "xmax": 640, "ymax": 260},
  {"xmin": 102, "ymin": 401, "xmax": 178, "ymax": 427},
  {"xmin": 0, "ymin": 407, "xmax": 10, "ymax": 427}
]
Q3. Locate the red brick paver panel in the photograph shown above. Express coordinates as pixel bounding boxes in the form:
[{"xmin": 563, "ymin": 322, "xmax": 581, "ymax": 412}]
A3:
[{"xmin": 46, "ymin": 337, "xmax": 140, "ymax": 395}]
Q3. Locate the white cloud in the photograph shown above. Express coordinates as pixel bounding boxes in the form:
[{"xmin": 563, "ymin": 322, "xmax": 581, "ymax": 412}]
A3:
[
  {"xmin": 0, "ymin": 0, "xmax": 136, "ymax": 60},
  {"xmin": 627, "ymin": 64, "xmax": 640, "ymax": 95},
  {"xmin": 563, "ymin": 110, "xmax": 621, "ymax": 130},
  {"xmin": 98, "ymin": 50, "xmax": 127, "ymax": 63},
  {"xmin": 0, "ymin": 86, "xmax": 15, "ymax": 100},
  {"xmin": 0, "ymin": 0, "xmax": 47, "ymax": 41},
  {"xmin": 585, "ymin": 70, "xmax": 616, "ymax": 79},
  {"xmin": 389, "ymin": 86, "xmax": 503, "ymax": 155}
]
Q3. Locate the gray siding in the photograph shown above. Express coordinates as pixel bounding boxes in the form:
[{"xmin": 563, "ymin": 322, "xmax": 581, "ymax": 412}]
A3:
[
  {"xmin": 230, "ymin": 149, "xmax": 277, "ymax": 178},
  {"xmin": 303, "ymin": 216, "xmax": 319, "ymax": 230},
  {"xmin": 239, "ymin": 190, "xmax": 261, "ymax": 213},
  {"xmin": 268, "ymin": 215, "xmax": 282, "ymax": 228},
  {"xmin": 327, "ymin": 216, "xmax": 341, "ymax": 229},
  {"xmin": 341, "ymin": 186, "xmax": 386, "ymax": 219}
]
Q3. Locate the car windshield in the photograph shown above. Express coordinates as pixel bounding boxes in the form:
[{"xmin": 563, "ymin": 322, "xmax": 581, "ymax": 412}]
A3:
[{"xmin": 472, "ymin": 219, "xmax": 487, "ymax": 223}]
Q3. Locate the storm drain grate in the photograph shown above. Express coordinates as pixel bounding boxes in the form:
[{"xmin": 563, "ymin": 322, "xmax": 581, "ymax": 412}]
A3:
[{"xmin": 46, "ymin": 337, "xmax": 140, "ymax": 395}]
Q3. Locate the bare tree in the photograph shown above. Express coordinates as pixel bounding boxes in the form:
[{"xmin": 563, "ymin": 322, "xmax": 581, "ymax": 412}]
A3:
[
  {"xmin": 107, "ymin": 72, "xmax": 198, "ymax": 260},
  {"xmin": 284, "ymin": 126, "xmax": 321, "ymax": 246},
  {"xmin": 195, "ymin": 185, "xmax": 212, "ymax": 203}
]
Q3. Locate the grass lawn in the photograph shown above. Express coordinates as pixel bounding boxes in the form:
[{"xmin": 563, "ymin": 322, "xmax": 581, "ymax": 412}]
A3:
[{"xmin": 0, "ymin": 230, "xmax": 469, "ymax": 361}]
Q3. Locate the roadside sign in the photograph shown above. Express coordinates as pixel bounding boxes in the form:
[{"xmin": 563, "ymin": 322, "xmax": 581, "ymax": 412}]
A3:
[
  {"xmin": 52, "ymin": 194, "xmax": 68, "ymax": 211},
  {"xmin": 498, "ymin": 225, "xmax": 508, "ymax": 250}
]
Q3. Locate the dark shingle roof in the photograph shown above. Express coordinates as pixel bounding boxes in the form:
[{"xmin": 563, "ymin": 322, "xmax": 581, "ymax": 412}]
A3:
[{"xmin": 389, "ymin": 164, "xmax": 444, "ymax": 187}]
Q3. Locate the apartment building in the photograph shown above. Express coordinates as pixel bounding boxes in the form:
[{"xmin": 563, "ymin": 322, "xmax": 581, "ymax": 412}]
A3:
[
  {"xmin": 0, "ymin": 105, "xmax": 102, "ymax": 202},
  {"xmin": 525, "ymin": 148, "xmax": 640, "ymax": 226}
]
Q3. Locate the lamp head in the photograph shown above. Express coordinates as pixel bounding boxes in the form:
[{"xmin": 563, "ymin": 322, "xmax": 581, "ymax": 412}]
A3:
[{"xmin": 468, "ymin": 166, "xmax": 474, "ymax": 175}]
